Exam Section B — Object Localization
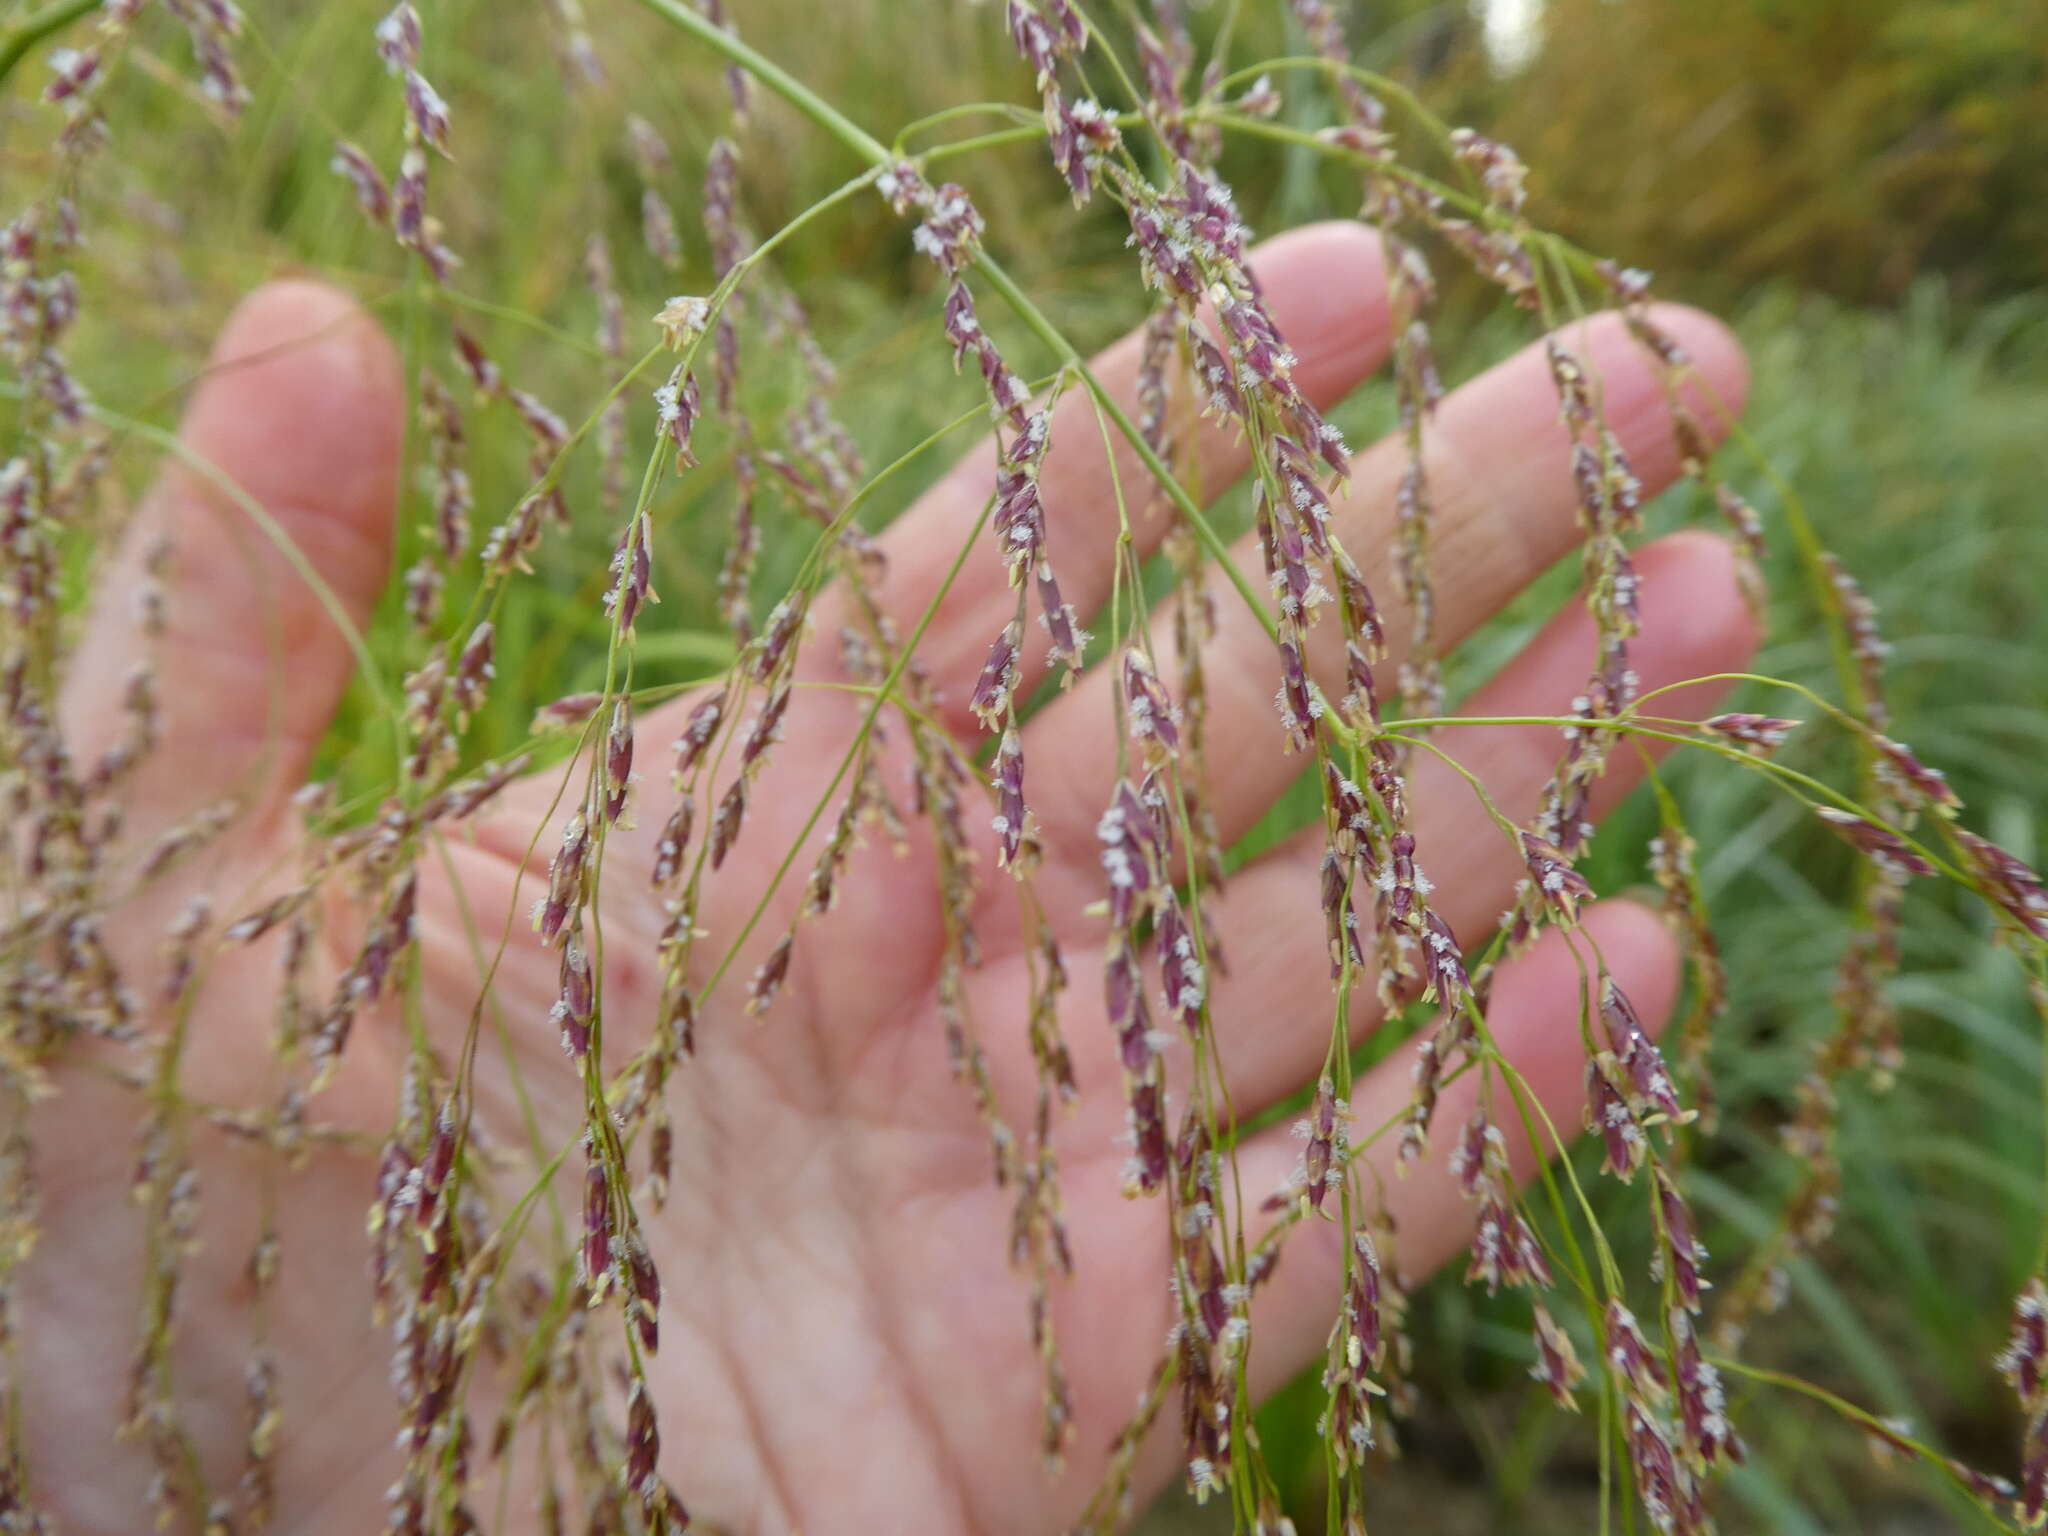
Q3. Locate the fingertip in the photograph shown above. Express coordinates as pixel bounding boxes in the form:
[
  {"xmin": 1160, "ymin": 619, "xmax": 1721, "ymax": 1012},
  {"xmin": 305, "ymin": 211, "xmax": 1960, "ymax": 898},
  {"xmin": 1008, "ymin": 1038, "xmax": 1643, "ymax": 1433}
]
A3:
[
  {"xmin": 1254, "ymin": 217, "xmax": 1386, "ymax": 275},
  {"xmin": 210, "ymin": 278, "xmax": 403, "ymax": 419},
  {"xmin": 213, "ymin": 277, "xmax": 385, "ymax": 360},
  {"xmin": 1244, "ymin": 219, "xmax": 1391, "ymax": 399},
  {"xmin": 1490, "ymin": 897, "xmax": 1680, "ymax": 1058},
  {"xmin": 1549, "ymin": 305, "xmax": 1748, "ymax": 497},
  {"xmin": 187, "ymin": 278, "xmax": 405, "ymax": 557},
  {"xmin": 1644, "ymin": 302, "xmax": 1750, "ymax": 428},
  {"xmin": 60, "ymin": 282, "xmax": 406, "ymax": 849}
]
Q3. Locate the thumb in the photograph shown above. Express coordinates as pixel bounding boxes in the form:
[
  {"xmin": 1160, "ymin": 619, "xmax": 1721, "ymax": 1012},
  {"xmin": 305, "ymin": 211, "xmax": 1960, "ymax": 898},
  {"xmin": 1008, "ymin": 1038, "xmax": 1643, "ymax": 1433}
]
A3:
[{"xmin": 63, "ymin": 279, "xmax": 403, "ymax": 853}]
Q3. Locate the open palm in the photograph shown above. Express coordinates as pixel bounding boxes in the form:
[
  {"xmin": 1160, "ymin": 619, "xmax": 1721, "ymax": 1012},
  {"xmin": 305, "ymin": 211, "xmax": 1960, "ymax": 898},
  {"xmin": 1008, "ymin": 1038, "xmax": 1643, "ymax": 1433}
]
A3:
[{"xmin": 26, "ymin": 222, "xmax": 1756, "ymax": 1533}]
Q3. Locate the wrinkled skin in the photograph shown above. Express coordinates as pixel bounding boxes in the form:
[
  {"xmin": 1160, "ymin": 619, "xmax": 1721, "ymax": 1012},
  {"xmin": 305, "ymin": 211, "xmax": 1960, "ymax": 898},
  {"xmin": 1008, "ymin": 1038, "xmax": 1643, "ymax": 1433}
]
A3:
[{"xmin": 24, "ymin": 223, "xmax": 1756, "ymax": 1533}]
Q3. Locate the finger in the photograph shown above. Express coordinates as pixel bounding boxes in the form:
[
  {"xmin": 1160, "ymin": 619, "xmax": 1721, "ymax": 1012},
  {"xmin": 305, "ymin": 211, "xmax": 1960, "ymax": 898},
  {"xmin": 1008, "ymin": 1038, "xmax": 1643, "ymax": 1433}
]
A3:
[
  {"xmin": 1024, "ymin": 305, "xmax": 1750, "ymax": 865},
  {"xmin": 61, "ymin": 280, "xmax": 403, "ymax": 851},
  {"xmin": 842, "ymin": 221, "xmax": 1391, "ymax": 728},
  {"xmin": 1236, "ymin": 897, "xmax": 1681, "ymax": 1404},
  {"xmin": 1209, "ymin": 529, "xmax": 1757, "ymax": 1113}
]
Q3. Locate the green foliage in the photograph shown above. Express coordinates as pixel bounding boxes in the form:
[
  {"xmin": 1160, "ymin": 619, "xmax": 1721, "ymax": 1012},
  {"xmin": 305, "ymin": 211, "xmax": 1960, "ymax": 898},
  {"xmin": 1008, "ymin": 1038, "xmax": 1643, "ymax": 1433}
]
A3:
[{"xmin": 1461, "ymin": 0, "xmax": 2048, "ymax": 307}]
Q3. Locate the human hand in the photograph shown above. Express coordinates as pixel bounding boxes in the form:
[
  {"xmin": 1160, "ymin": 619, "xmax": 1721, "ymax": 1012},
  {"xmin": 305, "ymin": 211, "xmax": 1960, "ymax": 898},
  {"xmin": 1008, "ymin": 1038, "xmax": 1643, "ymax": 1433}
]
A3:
[{"xmin": 25, "ymin": 220, "xmax": 1756, "ymax": 1532}]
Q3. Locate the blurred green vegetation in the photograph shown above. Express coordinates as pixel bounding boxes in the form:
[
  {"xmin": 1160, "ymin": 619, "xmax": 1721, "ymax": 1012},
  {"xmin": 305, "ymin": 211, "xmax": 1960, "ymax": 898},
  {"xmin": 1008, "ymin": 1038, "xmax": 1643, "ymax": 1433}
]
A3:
[
  {"xmin": 4, "ymin": 0, "xmax": 2043, "ymax": 1530},
  {"xmin": 1460, "ymin": 0, "xmax": 2048, "ymax": 309}
]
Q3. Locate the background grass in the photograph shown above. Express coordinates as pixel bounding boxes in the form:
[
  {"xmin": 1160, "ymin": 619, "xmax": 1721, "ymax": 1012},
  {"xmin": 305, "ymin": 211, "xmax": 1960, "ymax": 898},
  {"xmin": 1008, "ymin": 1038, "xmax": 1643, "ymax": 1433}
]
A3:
[{"xmin": 5, "ymin": 0, "xmax": 2043, "ymax": 1528}]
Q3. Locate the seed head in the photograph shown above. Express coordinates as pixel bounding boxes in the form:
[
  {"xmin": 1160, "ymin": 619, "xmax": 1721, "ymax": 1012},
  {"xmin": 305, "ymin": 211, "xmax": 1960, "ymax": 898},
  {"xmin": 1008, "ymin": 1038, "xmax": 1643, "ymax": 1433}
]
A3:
[
  {"xmin": 1870, "ymin": 733, "xmax": 1960, "ymax": 814},
  {"xmin": 373, "ymin": 4, "xmax": 421, "ymax": 73},
  {"xmin": 669, "ymin": 697, "xmax": 725, "ymax": 787},
  {"xmin": 580, "ymin": 1151, "xmax": 611, "ymax": 1293},
  {"xmin": 654, "ymin": 294, "xmax": 710, "ymax": 351},
  {"xmin": 331, "ymin": 142, "xmax": 390, "ymax": 224},
  {"xmin": 603, "ymin": 698, "xmax": 635, "ymax": 823},
  {"xmin": 1957, "ymin": 830, "xmax": 2048, "ymax": 940},
  {"xmin": 1530, "ymin": 1303, "xmax": 1586, "ymax": 1409},
  {"xmin": 402, "ymin": 70, "xmax": 451, "ymax": 155},
  {"xmin": 709, "ymin": 777, "xmax": 747, "ymax": 869},
  {"xmin": 2001, "ymin": 1278, "xmax": 2048, "ymax": 1403},
  {"xmin": 43, "ymin": 47, "xmax": 101, "ymax": 109},
  {"xmin": 537, "ymin": 814, "xmax": 590, "ymax": 945},
  {"xmin": 1817, "ymin": 806, "xmax": 1935, "ymax": 881},
  {"xmin": 1703, "ymin": 713, "xmax": 1800, "ymax": 755},
  {"xmin": 745, "ymin": 933, "xmax": 793, "ymax": 1016},
  {"xmin": 1521, "ymin": 829, "xmax": 1593, "ymax": 922},
  {"xmin": 1586, "ymin": 1054, "xmax": 1647, "ymax": 1181},
  {"xmin": 910, "ymin": 184, "xmax": 985, "ymax": 277},
  {"xmin": 1122, "ymin": 648, "xmax": 1180, "ymax": 757}
]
